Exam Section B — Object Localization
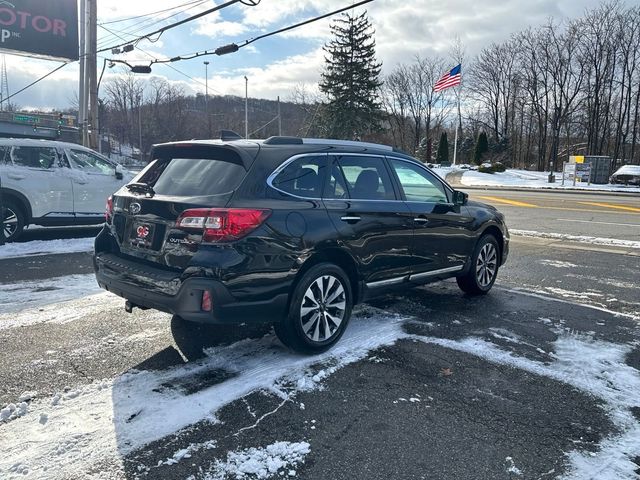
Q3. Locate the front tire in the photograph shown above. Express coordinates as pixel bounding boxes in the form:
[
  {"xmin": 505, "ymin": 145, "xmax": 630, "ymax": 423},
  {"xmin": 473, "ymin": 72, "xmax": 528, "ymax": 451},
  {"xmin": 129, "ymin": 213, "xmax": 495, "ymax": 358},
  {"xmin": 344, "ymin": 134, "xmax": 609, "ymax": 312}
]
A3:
[
  {"xmin": 275, "ymin": 263, "xmax": 353, "ymax": 354},
  {"xmin": 456, "ymin": 234, "xmax": 500, "ymax": 295},
  {"xmin": 2, "ymin": 200, "xmax": 26, "ymax": 243}
]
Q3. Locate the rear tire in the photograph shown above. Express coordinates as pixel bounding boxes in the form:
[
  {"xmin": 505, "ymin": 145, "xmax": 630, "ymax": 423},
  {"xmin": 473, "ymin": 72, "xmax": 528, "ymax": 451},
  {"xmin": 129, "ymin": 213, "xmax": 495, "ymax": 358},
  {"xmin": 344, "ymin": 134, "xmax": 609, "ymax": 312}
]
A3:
[
  {"xmin": 2, "ymin": 199, "xmax": 26, "ymax": 243},
  {"xmin": 275, "ymin": 263, "xmax": 353, "ymax": 354},
  {"xmin": 456, "ymin": 234, "xmax": 500, "ymax": 295}
]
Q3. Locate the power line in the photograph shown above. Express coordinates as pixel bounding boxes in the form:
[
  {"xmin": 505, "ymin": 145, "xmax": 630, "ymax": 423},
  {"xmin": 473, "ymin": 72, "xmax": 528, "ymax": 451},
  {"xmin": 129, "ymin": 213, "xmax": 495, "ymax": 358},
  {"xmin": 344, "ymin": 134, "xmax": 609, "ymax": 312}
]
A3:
[
  {"xmin": 143, "ymin": 0, "xmax": 375, "ymax": 66},
  {"xmin": 97, "ymin": 0, "xmax": 260, "ymax": 54},
  {"xmin": 99, "ymin": 0, "xmax": 206, "ymax": 26},
  {"xmin": 97, "ymin": 0, "xmax": 209, "ymax": 50},
  {"xmin": 1, "ymin": 63, "xmax": 70, "ymax": 105},
  {"xmin": 99, "ymin": 25, "xmax": 274, "ymax": 115}
]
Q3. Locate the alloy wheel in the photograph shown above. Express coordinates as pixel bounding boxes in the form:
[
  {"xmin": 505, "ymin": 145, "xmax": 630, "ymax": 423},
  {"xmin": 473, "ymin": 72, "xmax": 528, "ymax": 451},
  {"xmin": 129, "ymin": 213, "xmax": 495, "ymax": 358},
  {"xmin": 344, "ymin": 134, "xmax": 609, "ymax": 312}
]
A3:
[
  {"xmin": 300, "ymin": 275, "xmax": 346, "ymax": 343},
  {"xmin": 2, "ymin": 207, "xmax": 18, "ymax": 239},
  {"xmin": 476, "ymin": 243, "xmax": 497, "ymax": 288}
]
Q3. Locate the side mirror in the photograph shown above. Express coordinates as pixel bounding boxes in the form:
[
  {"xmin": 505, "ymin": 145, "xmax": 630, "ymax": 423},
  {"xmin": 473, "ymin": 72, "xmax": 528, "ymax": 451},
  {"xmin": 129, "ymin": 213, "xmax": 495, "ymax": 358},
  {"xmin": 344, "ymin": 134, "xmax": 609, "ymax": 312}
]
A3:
[
  {"xmin": 115, "ymin": 164, "xmax": 124, "ymax": 180},
  {"xmin": 453, "ymin": 190, "xmax": 468, "ymax": 206}
]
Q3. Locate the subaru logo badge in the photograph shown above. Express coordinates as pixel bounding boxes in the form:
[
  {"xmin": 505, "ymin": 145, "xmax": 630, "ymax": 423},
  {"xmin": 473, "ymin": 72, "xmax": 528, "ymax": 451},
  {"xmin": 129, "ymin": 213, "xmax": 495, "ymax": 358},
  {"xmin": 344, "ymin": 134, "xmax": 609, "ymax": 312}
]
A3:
[{"xmin": 130, "ymin": 203, "xmax": 141, "ymax": 215}]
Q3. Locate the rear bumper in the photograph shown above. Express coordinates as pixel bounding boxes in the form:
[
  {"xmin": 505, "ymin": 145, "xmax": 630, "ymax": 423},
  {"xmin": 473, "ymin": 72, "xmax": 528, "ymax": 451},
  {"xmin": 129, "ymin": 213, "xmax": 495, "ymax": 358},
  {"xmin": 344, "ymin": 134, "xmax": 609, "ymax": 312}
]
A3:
[{"xmin": 94, "ymin": 253, "xmax": 288, "ymax": 324}]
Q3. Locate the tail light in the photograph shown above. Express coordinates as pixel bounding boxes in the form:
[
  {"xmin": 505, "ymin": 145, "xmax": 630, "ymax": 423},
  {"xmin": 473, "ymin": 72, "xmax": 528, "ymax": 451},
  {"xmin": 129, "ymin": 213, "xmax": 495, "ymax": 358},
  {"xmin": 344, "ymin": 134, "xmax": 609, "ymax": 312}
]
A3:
[
  {"xmin": 106, "ymin": 196, "xmax": 113, "ymax": 222},
  {"xmin": 176, "ymin": 208, "xmax": 271, "ymax": 243},
  {"xmin": 201, "ymin": 290, "xmax": 213, "ymax": 312}
]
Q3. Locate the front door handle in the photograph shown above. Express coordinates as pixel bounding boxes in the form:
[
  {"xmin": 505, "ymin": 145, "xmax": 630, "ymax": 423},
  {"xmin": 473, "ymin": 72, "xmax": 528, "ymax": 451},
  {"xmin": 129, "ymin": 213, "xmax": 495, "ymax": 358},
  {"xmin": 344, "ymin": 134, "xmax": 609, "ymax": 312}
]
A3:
[
  {"xmin": 7, "ymin": 174, "xmax": 25, "ymax": 180},
  {"xmin": 341, "ymin": 215, "xmax": 361, "ymax": 223},
  {"xmin": 414, "ymin": 217, "xmax": 429, "ymax": 224}
]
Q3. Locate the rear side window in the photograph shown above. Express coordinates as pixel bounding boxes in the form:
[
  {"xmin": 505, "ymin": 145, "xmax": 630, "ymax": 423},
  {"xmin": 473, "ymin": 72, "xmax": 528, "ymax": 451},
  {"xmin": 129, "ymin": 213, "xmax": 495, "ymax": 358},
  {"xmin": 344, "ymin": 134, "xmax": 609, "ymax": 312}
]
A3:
[
  {"xmin": 333, "ymin": 155, "xmax": 396, "ymax": 200},
  {"xmin": 11, "ymin": 146, "xmax": 60, "ymax": 169},
  {"xmin": 271, "ymin": 156, "xmax": 326, "ymax": 198},
  {"xmin": 142, "ymin": 158, "xmax": 246, "ymax": 196}
]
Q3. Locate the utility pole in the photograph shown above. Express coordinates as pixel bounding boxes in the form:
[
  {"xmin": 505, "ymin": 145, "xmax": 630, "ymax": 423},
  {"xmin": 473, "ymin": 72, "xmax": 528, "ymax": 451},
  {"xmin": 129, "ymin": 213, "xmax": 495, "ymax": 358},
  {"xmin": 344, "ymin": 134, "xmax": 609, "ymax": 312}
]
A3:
[
  {"xmin": 88, "ymin": 0, "xmax": 98, "ymax": 149},
  {"xmin": 277, "ymin": 96, "xmax": 282, "ymax": 136},
  {"xmin": 204, "ymin": 61, "xmax": 210, "ymax": 138},
  {"xmin": 79, "ymin": 0, "xmax": 86, "ymax": 145},
  {"xmin": 138, "ymin": 100, "xmax": 143, "ymax": 162},
  {"xmin": 244, "ymin": 76, "xmax": 248, "ymax": 139}
]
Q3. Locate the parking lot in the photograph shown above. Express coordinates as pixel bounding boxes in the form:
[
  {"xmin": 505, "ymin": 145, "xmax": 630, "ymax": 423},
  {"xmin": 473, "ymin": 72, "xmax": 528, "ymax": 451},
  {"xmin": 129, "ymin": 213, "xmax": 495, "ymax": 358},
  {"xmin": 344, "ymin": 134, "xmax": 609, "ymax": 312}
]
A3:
[{"xmin": 1, "ymin": 188, "xmax": 639, "ymax": 480}]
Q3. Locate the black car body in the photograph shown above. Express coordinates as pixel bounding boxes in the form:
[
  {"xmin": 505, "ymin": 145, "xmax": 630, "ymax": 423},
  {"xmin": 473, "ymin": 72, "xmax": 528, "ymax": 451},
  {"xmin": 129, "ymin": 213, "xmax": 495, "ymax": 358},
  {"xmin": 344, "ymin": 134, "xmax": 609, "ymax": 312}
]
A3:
[{"xmin": 94, "ymin": 137, "xmax": 509, "ymax": 353}]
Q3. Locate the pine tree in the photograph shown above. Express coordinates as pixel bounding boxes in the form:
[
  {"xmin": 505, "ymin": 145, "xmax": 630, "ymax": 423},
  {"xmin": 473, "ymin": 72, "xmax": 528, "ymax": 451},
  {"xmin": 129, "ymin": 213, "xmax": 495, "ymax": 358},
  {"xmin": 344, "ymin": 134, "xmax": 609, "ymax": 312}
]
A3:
[
  {"xmin": 436, "ymin": 132, "xmax": 449, "ymax": 164},
  {"xmin": 319, "ymin": 11, "xmax": 383, "ymax": 140},
  {"xmin": 474, "ymin": 131, "xmax": 489, "ymax": 165}
]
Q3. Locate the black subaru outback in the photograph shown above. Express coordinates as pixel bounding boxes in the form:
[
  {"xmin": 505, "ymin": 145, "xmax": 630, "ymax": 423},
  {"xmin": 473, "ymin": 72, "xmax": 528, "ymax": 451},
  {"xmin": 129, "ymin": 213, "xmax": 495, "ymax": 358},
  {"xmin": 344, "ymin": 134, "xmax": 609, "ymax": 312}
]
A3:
[{"xmin": 94, "ymin": 136, "xmax": 509, "ymax": 353}]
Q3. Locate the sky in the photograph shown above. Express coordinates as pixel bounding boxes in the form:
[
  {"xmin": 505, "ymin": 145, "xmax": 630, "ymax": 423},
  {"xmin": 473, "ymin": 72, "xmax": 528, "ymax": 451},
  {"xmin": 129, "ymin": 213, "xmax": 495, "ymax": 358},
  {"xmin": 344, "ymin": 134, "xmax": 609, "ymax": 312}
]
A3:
[{"xmin": 1, "ymin": 0, "xmax": 609, "ymax": 111}]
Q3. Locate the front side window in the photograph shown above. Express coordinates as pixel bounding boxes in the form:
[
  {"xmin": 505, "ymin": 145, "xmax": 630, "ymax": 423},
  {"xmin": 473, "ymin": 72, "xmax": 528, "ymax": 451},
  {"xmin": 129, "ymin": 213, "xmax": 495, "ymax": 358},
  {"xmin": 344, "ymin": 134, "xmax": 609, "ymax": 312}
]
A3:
[
  {"xmin": 11, "ymin": 146, "xmax": 60, "ymax": 169},
  {"xmin": 271, "ymin": 156, "xmax": 326, "ymax": 198},
  {"xmin": 68, "ymin": 149, "xmax": 114, "ymax": 175},
  {"xmin": 390, "ymin": 159, "xmax": 449, "ymax": 203},
  {"xmin": 334, "ymin": 155, "xmax": 395, "ymax": 201}
]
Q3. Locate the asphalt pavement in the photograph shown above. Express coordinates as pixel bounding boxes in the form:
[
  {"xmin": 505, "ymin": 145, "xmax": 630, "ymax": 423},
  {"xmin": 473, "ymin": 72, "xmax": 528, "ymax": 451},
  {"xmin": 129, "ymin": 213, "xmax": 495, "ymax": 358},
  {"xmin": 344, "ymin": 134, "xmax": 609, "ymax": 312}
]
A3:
[{"xmin": 0, "ymin": 188, "xmax": 639, "ymax": 480}]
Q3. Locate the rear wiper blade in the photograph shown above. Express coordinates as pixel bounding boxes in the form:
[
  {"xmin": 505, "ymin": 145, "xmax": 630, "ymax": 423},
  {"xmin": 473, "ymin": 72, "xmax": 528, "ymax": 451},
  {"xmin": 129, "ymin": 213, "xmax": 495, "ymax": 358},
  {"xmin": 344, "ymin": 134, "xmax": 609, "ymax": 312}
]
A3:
[{"xmin": 126, "ymin": 182, "xmax": 155, "ymax": 196}]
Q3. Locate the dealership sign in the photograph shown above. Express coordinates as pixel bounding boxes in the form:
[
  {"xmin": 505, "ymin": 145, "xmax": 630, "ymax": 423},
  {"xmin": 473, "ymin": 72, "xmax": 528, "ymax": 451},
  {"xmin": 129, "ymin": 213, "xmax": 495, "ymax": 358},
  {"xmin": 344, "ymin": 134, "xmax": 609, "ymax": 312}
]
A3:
[{"xmin": 0, "ymin": 0, "xmax": 78, "ymax": 61}]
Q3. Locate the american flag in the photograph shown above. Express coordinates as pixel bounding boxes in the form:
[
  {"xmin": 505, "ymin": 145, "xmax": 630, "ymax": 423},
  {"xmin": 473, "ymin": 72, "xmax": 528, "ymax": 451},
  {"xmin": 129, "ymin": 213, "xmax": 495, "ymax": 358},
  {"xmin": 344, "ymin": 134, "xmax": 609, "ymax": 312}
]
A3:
[{"xmin": 433, "ymin": 64, "xmax": 462, "ymax": 92}]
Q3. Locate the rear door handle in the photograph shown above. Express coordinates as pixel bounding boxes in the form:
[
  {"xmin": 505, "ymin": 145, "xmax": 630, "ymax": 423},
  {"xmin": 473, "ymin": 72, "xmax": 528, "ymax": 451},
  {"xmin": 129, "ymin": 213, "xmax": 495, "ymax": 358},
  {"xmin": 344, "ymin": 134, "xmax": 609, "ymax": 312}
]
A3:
[
  {"xmin": 7, "ymin": 174, "xmax": 25, "ymax": 180},
  {"xmin": 414, "ymin": 217, "xmax": 429, "ymax": 224},
  {"xmin": 341, "ymin": 215, "xmax": 361, "ymax": 223}
]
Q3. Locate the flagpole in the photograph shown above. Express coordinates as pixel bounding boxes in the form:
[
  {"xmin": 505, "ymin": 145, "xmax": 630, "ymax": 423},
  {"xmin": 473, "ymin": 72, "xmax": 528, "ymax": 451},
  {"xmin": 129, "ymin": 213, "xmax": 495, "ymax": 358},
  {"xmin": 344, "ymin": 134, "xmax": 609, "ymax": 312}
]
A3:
[{"xmin": 453, "ymin": 84, "xmax": 461, "ymax": 166}]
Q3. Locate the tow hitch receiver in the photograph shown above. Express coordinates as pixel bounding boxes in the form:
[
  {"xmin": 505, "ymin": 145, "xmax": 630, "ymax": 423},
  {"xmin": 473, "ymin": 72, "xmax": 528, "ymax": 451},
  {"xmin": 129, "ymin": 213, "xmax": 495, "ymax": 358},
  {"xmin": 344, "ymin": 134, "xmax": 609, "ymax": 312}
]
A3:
[{"xmin": 124, "ymin": 300, "xmax": 149, "ymax": 313}]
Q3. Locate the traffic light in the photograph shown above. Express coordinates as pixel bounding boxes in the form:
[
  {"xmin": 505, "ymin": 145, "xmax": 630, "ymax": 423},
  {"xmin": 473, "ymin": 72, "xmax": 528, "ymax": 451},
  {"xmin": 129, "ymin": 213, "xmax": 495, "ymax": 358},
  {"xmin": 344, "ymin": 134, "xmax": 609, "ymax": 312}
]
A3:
[{"xmin": 57, "ymin": 114, "xmax": 63, "ymax": 137}]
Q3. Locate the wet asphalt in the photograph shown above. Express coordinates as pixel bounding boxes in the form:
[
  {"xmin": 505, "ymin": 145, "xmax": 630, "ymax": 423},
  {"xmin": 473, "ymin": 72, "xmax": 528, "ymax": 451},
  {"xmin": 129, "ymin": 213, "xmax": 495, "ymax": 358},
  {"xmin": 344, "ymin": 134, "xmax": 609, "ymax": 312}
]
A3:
[{"xmin": 1, "ymin": 190, "xmax": 639, "ymax": 479}]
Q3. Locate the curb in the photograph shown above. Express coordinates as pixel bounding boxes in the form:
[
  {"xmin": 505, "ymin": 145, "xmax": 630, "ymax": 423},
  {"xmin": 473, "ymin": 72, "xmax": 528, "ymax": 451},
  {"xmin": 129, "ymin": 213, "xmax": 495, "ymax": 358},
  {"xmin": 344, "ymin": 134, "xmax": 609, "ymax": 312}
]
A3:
[{"xmin": 444, "ymin": 174, "xmax": 640, "ymax": 197}]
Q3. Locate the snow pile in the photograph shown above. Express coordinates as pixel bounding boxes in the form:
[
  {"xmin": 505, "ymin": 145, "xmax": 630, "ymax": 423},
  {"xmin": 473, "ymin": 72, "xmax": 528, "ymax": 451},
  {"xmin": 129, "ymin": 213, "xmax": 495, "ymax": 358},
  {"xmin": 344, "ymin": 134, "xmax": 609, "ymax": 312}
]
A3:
[
  {"xmin": 0, "ymin": 237, "xmax": 94, "ymax": 260},
  {"xmin": 459, "ymin": 169, "xmax": 640, "ymax": 192},
  {"xmin": 510, "ymin": 229, "xmax": 640, "ymax": 249},
  {"xmin": 204, "ymin": 441, "xmax": 310, "ymax": 479},
  {"xmin": 0, "ymin": 274, "xmax": 102, "ymax": 313},
  {"xmin": 0, "ymin": 402, "xmax": 29, "ymax": 422}
]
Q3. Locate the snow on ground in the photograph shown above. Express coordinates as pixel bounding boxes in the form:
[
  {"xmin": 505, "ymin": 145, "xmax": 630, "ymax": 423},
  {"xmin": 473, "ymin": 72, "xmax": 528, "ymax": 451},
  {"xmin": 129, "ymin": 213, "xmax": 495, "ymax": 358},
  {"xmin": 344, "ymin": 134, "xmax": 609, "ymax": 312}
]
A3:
[
  {"xmin": 200, "ymin": 441, "xmax": 311, "ymax": 480},
  {"xmin": 0, "ymin": 237, "xmax": 94, "ymax": 260},
  {"xmin": 459, "ymin": 169, "xmax": 640, "ymax": 193},
  {"xmin": 0, "ymin": 274, "xmax": 102, "ymax": 313},
  {"xmin": 430, "ymin": 166, "xmax": 459, "ymax": 180},
  {"xmin": 1, "ymin": 294, "xmax": 639, "ymax": 479},
  {"xmin": 510, "ymin": 229, "xmax": 640, "ymax": 249},
  {"xmin": 0, "ymin": 291, "xmax": 118, "ymax": 330},
  {"xmin": 0, "ymin": 307, "xmax": 407, "ymax": 479},
  {"xmin": 539, "ymin": 259, "xmax": 580, "ymax": 269}
]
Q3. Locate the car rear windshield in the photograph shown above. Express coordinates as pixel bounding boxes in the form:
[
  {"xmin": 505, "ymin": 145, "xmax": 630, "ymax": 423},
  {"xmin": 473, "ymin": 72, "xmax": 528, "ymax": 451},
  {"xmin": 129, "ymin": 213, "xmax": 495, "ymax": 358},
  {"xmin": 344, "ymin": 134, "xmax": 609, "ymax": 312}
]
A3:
[{"xmin": 139, "ymin": 148, "xmax": 247, "ymax": 197}]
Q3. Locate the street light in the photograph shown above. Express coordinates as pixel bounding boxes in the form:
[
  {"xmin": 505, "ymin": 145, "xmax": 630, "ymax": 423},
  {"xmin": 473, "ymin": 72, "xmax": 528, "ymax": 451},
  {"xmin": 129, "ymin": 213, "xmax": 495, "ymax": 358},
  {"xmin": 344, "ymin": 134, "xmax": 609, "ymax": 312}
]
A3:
[{"xmin": 204, "ymin": 61, "xmax": 210, "ymax": 138}]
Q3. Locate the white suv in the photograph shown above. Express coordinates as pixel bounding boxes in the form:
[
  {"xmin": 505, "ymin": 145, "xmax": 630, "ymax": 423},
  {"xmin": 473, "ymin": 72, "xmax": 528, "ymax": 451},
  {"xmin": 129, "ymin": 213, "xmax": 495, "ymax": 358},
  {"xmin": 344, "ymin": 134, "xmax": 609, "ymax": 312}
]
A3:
[{"xmin": 1, "ymin": 138, "xmax": 133, "ymax": 242}]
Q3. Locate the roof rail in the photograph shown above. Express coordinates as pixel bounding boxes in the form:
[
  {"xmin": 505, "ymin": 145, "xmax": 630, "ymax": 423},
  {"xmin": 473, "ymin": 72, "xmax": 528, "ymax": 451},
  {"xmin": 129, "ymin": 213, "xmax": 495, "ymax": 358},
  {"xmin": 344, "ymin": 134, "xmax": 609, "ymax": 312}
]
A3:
[
  {"xmin": 263, "ymin": 136, "xmax": 303, "ymax": 145},
  {"xmin": 302, "ymin": 138, "xmax": 393, "ymax": 152},
  {"xmin": 260, "ymin": 136, "xmax": 395, "ymax": 152}
]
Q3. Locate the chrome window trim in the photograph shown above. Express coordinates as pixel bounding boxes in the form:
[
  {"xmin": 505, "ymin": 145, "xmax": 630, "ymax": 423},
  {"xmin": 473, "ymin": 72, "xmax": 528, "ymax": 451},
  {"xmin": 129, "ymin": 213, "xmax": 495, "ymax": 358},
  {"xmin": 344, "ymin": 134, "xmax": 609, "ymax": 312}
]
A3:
[
  {"xmin": 408, "ymin": 265, "xmax": 464, "ymax": 282},
  {"xmin": 266, "ymin": 151, "xmax": 454, "ymax": 203},
  {"xmin": 266, "ymin": 152, "xmax": 329, "ymax": 200}
]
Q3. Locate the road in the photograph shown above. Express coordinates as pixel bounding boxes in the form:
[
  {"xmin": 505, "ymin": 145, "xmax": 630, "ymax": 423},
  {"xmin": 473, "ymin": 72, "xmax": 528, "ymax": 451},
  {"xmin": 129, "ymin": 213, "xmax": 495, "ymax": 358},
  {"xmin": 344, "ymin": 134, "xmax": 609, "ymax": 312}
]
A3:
[
  {"xmin": 466, "ymin": 189, "xmax": 640, "ymax": 241},
  {"xmin": 0, "ymin": 188, "xmax": 639, "ymax": 479}
]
